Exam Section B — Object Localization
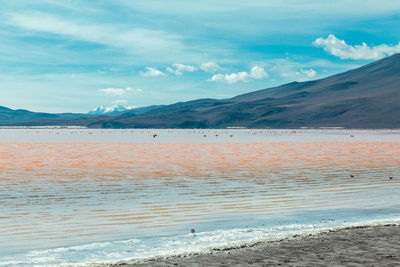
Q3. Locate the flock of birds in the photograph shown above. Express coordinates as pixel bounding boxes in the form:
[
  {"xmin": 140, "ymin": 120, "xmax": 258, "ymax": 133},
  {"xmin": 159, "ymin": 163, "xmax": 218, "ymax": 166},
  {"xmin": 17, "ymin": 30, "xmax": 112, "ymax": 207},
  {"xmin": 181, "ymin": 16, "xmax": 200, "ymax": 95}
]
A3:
[{"xmin": 25, "ymin": 129, "xmax": 305, "ymax": 138}]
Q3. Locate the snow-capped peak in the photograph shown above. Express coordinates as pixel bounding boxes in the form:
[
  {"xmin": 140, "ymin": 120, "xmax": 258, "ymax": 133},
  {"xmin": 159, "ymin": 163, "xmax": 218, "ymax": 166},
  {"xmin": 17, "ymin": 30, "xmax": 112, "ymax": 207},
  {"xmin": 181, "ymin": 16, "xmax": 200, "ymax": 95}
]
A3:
[{"xmin": 88, "ymin": 104, "xmax": 137, "ymax": 114}]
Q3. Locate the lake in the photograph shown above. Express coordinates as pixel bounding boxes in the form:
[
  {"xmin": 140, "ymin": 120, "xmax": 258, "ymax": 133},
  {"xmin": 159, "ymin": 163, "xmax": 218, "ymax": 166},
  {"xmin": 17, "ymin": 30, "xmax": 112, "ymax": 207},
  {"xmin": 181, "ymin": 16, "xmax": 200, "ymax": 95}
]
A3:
[{"xmin": 1, "ymin": 129, "xmax": 399, "ymax": 266}]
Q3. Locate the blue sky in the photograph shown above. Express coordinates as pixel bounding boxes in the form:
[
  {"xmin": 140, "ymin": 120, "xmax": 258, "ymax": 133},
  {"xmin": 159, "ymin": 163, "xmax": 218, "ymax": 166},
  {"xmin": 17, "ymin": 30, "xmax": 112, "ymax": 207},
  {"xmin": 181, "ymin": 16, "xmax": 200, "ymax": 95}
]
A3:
[{"xmin": 1, "ymin": 0, "xmax": 400, "ymax": 113}]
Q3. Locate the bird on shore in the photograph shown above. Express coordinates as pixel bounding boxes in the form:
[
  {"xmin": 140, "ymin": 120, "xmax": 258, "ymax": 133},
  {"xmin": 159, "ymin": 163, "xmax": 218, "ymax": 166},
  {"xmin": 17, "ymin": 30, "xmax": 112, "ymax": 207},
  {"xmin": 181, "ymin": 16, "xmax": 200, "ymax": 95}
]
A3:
[
  {"xmin": 389, "ymin": 177, "xmax": 393, "ymax": 180},
  {"xmin": 190, "ymin": 228, "xmax": 196, "ymax": 238},
  {"xmin": 350, "ymin": 175, "xmax": 354, "ymax": 178}
]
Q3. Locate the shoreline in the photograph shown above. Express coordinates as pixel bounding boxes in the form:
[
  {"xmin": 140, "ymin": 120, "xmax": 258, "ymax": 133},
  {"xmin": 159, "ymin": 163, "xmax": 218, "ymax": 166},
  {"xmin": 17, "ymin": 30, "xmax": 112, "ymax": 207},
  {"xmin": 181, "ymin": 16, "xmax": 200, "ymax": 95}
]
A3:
[{"xmin": 109, "ymin": 224, "xmax": 400, "ymax": 266}]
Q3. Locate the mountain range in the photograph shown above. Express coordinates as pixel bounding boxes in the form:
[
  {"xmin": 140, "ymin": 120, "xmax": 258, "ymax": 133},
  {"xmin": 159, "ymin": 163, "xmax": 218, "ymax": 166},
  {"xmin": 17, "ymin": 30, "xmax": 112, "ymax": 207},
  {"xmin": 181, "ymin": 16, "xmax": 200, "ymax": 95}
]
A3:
[
  {"xmin": 88, "ymin": 104, "xmax": 134, "ymax": 115},
  {"xmin": 1, "ymin": 54, "xmax": 400, "ymax": 128}
]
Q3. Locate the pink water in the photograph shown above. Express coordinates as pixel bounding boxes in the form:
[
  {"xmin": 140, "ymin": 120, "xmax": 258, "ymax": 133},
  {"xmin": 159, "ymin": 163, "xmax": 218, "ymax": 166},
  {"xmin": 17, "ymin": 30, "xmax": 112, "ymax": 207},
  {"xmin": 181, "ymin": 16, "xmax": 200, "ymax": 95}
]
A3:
[{"xmin": 1, "ymin": 129, "xmax": 399, "ymax": 266}]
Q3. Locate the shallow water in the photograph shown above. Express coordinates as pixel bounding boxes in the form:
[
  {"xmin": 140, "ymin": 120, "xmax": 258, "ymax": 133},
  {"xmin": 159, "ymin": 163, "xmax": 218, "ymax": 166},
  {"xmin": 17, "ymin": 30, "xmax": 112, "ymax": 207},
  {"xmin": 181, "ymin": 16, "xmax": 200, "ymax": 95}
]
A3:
[{"xmin": 0, "ymin": 129, "xmax": 400, "ymax": 266}]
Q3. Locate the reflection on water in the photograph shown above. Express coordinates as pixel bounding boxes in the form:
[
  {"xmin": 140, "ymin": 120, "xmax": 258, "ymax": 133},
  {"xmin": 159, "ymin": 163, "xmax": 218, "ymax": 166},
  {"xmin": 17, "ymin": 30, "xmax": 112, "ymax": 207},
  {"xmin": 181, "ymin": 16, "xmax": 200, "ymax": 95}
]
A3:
[{"xmin": 0, "ymin": 129, "xmax": 400, "ymax": 265}]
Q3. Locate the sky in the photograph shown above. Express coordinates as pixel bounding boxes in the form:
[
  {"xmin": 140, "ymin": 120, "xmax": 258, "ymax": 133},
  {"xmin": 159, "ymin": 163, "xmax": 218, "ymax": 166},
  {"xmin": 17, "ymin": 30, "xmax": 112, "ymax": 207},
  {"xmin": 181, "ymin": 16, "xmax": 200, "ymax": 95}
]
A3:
[{"xmin": 1, "ymin": 0, "xmax": 400, "ymax": 113}]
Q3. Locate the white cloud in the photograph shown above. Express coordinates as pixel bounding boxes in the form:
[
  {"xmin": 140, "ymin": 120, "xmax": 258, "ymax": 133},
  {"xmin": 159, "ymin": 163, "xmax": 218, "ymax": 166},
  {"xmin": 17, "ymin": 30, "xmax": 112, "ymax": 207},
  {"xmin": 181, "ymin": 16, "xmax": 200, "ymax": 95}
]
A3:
[
  {"xmin": 100, "ymin": 87, "xmax": 126, "ymax": 96},
  {"xmin": 125, "ymin": 87, "xmax": 143, "ymax": 93},
  {"xmin": 166, "ymin": 63, "xmax": 197, "ymax": 75},
  {"xmin": 209, "ymin": 65, "xmax": 267, "ymax": 84},
  {"xmin": 265, "ymin": 58, "xmax": 362, "ymax": 83},
  {"xmin": 200, "ymin": 62, "xmax": 221, "ymax": 73},
  {"xmin": 299, "ymin": 68, "xmax": 317, "ymax": 78},
  {"xmin": 7, "ymin": 12, "xmax": 186, "ymax": 58},
  {"xmin": 210, "ymin": 72, "xmax": 250, "ymax": 84},
  {"xmin": 100, "ymin": 87, "xmax": 143, "ymax": 96},
  {"xmin": 313, "ymin": 34, "xmax": 400, "ymax": 60},
  {"xmin": 249, "ymin": 65, "xmax": 268, "ymax": 79},
  {"xmin": 140, "ymin": 67, "xmax": 165, "ymax": 77}
]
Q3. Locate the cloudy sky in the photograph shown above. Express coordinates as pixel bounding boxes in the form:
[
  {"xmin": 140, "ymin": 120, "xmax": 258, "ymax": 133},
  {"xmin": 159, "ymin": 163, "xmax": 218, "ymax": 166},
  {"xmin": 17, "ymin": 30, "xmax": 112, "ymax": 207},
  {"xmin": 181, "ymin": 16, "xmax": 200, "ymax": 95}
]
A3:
[{"xmin": 1, "ymin": 0, "xmax": 400, "ymax": 113}]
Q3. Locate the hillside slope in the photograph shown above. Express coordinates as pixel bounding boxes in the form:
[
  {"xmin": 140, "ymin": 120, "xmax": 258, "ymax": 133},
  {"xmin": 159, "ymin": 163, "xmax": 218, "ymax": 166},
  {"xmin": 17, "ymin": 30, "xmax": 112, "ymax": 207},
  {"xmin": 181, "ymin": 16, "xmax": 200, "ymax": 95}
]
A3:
[{"xmin": 3, "ymin": 54, "xmax": 400, "ymax": 128}]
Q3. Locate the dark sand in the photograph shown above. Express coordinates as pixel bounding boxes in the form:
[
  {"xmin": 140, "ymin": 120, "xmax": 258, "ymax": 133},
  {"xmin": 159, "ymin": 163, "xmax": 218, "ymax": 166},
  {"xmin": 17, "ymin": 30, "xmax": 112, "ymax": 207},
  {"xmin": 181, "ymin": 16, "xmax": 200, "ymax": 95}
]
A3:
[{"xmin": 110, "ymin": 224, "xmax": 400, "ymax": 267}]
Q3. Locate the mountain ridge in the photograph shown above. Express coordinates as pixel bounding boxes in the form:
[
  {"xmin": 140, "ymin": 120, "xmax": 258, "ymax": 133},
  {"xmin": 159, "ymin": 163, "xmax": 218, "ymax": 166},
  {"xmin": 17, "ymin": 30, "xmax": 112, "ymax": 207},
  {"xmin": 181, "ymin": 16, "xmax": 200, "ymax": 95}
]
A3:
[{"xmin": 1, "ymin": 54, "xmax": 400, "ymax": 128}]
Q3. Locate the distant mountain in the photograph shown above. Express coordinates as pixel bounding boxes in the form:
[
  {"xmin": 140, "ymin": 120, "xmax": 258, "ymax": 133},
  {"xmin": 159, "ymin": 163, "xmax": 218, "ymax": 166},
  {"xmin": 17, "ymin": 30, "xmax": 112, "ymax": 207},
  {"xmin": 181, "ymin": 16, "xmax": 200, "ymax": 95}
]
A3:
[
  {"xmin": 123, "ymin": 105, "xmax": 166, "ymax": 115},
  {"xmin": 88, "ymin": 104, "xmax": 164, "ymax": 115},
  {"xmin": 88, "ymin": 105, "xmax": 135, "ymax": 115},
  {"xmin": 0, "ymin": 106, "xmax": 92, "ymax": 125},
  {"xmin": 0, "ymin": 104, "xmax": 166, "ymax": 126},
  {"xmin": 2, "ymin": 54, "xmax": 400, "ymax": 128}
]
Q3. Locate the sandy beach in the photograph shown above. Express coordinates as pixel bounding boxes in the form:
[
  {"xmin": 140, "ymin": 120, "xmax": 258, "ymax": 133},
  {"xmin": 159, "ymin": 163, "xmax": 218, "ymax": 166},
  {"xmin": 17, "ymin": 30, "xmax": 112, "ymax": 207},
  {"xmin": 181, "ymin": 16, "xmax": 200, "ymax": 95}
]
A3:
[{"xmin": 112, "ymin": 224, "xmax": 400, "ymax": 267}]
